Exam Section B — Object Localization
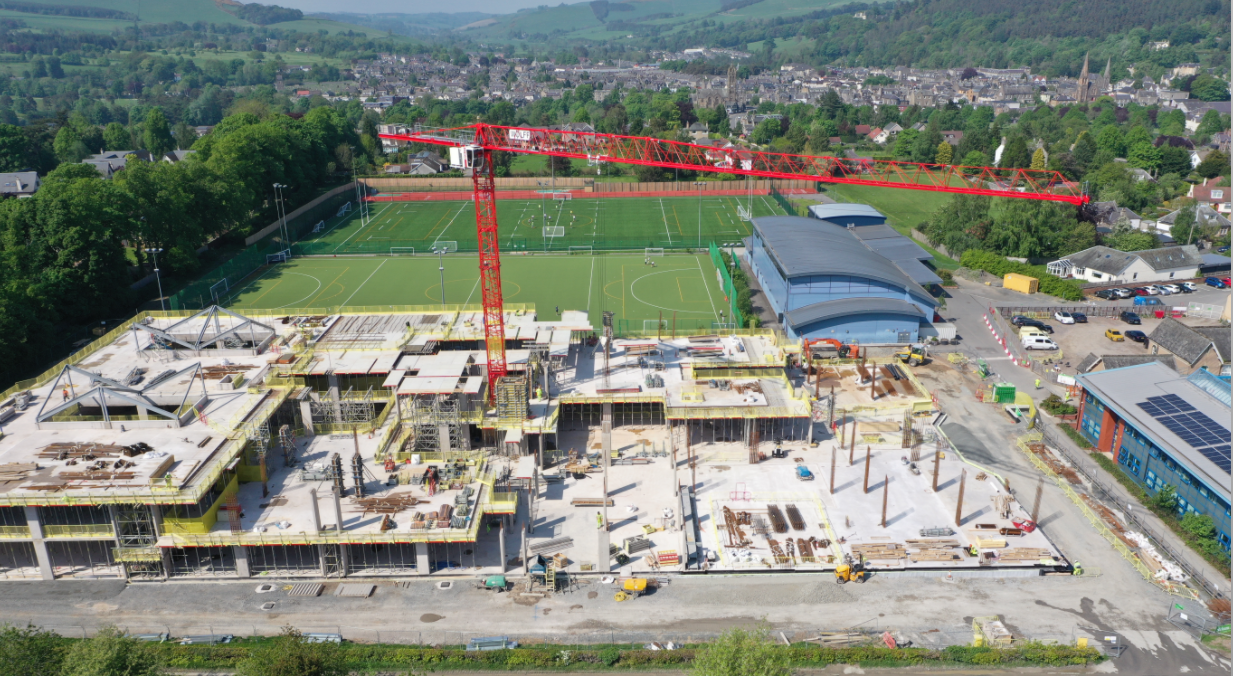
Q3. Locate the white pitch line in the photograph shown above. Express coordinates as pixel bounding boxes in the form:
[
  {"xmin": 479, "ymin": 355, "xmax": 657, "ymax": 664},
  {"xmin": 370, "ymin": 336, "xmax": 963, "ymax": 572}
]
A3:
[
  {"xmin": 695, "ymin": 255, "xmax": 720, "ymax": 321},
  {"xmin": 340, "ymin": 259, "xmax": 388, "ymax": 307},
  {"xmin": 431, "ymin": 200, "xmax": 471, "ymax": 248},
  {"xmin": 462, "ymin": 275, "xmax": 482, "ymax": 306},
  {"xmin": 586, "ymin": 255, "xmax": 595, "ymax": 313},
  {"xmin": 658, "ymin": 198, "xmax": 674, "ymax": 245}
]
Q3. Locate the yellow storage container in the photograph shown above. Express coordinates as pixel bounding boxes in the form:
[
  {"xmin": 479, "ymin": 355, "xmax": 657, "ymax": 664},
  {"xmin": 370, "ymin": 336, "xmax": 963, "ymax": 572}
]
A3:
[{"xmin": 1003, "ymin": 273, "xmax": 1039, "ymax": 294}]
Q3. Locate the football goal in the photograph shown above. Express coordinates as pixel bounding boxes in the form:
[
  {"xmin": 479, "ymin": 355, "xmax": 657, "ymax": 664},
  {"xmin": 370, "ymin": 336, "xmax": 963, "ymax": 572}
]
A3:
[
  {"xmin": 568, "ymin": 246, "xmax": 593, "ymax": 255},
  {"xmin": 711, "ymin": 322, "xmax": 737, "ymax": 331},
  {"xmin": 737, "ymin": 205, "xmax": 751, "ymax": 222},
  {"xmin": 552, "ymin": 192, "xmax": 573, "ymax": 202},
  {"xmin": 643, "ymin": 319, "xmax": 669, "ymax": 332},
  {"xmin": 311, "ymin": 220, "xmax": 325, "ymax": 233},
  {"xmin": 543, "ymin": 225, "xmax": 565, "ymax": 238},
  {"xmin": 432, "ymin": 241, "xmax": 459, "ymax": 253},
  {"xmin": 336, "ymin": 202, "xmax": 352, "ymax": 217},
  {"xmin": 390, "ymin": 247, "xmax": 416, "ymax": 255},
  {"xmin": 209, "ymin": 278, "xmax": 229, "ymax": 304},
  {"xmin": 645, "ymin": 247, "xmax": 665, "ymax": 257},
  {"xmin": 266, "ymin": 249, "xmax": 291, "ymax": 264}
]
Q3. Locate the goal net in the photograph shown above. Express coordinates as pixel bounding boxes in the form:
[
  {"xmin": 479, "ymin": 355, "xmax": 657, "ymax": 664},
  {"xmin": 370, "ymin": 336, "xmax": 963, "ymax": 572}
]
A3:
[
  {"xmin": 543, "ymin": 225, "xmax": 565, "ymax": 238},
  {"xmin": 645, "ymin": 248, "xmax": 665, "ymax": 257},
  {"xmin": 643, "ymin": 319, "xmax": 669, "ymax": 332},
  {"xmin": 433, "ymin": 241, "xmax": 459, "ymax": 253},
  {"xmin": 737, "ymin": 205, "xmax": 751, "ymax": 222},
  {"xmin": 209, "ymin": 278, "xmax": 229, "ymax": 304},
  {"xmin": 568, "ymin": 246, "xmax": 593, "ymax": 255},
  {"xmin": 266, "ymin": 249, "xmax": 291, "ymax": 264},
  {"xmin": 311, "ymin": 220, "xmax": 325, "ymax": 233},
  {"xmin": 336, "ymin": 202, "xmax": 352, "ymax": 217},
  {"xmin": 552, "ymin": 192, "xmax": 573, "ymax": 201},
  {"xmin": 711, "ymin": 322, "xmax": 737, "ymax": 331},
  {"xmin": 390, "ymin": 247, "xmax": 416, "ymax": 255}
]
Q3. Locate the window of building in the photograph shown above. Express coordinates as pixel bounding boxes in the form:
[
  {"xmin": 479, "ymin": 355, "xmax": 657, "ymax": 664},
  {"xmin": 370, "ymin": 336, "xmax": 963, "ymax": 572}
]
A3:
[
  {"xmin": 1169, "ymin": 272, "xmax": 1175, "ymax": 278},
  {"xmin": 1176, "ymin": 496, "xmax": 1189, "ymax": 516},
  {"xmin": 1117, "ymin": 450, "xmax": 1141, "ymax": 476},
  {"xmin": 1213, "ymin": 190, "xmax": 1224, "ymax": 199},
  {"xmin": 1133, "ymin": 272, "xmax": 1138, "ymax": 280},
  {"xmin": 1218, "ymin": 531, "xmax": 1230, "ymax": 551}
]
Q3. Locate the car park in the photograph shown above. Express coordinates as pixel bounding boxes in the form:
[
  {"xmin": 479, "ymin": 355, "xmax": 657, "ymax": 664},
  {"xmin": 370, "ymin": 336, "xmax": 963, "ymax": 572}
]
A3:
[
  {"xmin": 1125, "ymin": 330, "xmax": 1148, "ymax": 344},
  {"xmin": 1205, "ymin": 277, "xmax": 1227, "ymax": 288},
  {"xmin": 1119, "ymin": 311, "xmax": 1141, "ymax": 325},
  {"xmin": 1071, "ymin": 312, "xmax": 1088, "ymax": 323},
  {"xmin": 1053, "ymin": 311, "xmax": 1075, "ymax": 324},
  {"xmin": 1105, "ymin": 329, "xmax": 1124, "ymax": 342}
]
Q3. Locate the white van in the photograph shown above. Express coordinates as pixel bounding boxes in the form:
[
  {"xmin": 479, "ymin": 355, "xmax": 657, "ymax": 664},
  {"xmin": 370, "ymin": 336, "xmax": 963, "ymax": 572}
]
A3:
[
  {"xmin": 1022, "ymin": 336, "xmax": 1059, "ymax": 351},
  {"xmin": 1019, "ymin": 326, "xmax": 1049, "ymax": 339}
]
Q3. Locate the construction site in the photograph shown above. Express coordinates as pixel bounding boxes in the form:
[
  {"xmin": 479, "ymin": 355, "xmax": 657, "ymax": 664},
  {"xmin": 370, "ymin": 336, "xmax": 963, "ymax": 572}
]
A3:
[{"xmin": 0, "ymin": 302, "xmax": 1064, "ymax": 585}]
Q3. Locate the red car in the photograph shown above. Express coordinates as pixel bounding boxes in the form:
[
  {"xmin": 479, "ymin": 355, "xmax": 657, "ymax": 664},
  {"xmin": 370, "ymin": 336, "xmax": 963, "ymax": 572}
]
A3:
[
  {"xmin": 1224, "ymin": 277, "xmax": 1231, "ymax": 287},
  {"xmin": 1133, "ymin": 287, "xmax": 1150, "ymax": 296}
]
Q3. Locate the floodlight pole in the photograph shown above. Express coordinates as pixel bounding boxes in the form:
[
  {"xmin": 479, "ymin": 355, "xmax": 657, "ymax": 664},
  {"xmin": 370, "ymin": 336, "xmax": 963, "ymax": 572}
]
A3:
[
  {"xmin": 144, "ymin": 247, "xmax": 165, "ymax": 312},
  {"xmin": 432, "ymin": 247, "xmax": 446, "ymax": 310},
  {"xmin": 694, "ymin": 181, "xmax": 704, "ymax": 249}
]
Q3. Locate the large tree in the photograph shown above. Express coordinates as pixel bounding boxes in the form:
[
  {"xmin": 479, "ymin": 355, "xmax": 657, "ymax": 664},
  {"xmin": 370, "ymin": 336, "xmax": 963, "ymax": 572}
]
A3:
[{"xmin": 142, "ymin": 108, "xmax": 175, "ymax": 158}]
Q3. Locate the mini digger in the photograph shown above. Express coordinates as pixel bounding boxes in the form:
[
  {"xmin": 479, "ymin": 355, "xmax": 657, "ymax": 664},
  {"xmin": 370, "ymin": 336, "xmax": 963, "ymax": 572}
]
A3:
[
  {"xmin": 893, "ymin": 344, "xmax": 929, "ymax": 367},
  {"xmin": 834, "ymin": 559, "xmax": 868, "ymax": 584}
]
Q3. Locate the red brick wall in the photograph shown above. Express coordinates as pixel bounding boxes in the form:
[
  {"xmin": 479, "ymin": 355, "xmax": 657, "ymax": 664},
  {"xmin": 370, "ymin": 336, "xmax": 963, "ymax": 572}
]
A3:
[{"xmin": 1096, "ymin": 407, "xmax": 1118, "ymax": 453}]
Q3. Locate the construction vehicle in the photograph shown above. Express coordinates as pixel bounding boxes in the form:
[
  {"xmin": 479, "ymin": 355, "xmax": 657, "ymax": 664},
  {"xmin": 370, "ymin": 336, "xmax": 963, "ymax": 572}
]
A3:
[
  {"xmin": 805, "ymin": 338, "xmax": 859, "ymax": 360},
  {"xmin": 834, "ymin": 560, "xmax": 868, "ymax": 584},
  {"xmin": 893, "ymin": 344, "xmax": 929, "ymax": 366},
  {"xmin": 614, "ymin": 577, "xmax": 648, "ymax": 601}
]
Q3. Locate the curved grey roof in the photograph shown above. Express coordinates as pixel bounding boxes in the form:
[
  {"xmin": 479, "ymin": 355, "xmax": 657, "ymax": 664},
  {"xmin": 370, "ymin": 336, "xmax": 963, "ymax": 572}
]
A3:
[
  {"xmin": 752, "ymin": 216, "xmax": 931, "ymax": 296},
  {"xmin": 786, "ymin": 297, "xmax": 924, "ymax": 330}
]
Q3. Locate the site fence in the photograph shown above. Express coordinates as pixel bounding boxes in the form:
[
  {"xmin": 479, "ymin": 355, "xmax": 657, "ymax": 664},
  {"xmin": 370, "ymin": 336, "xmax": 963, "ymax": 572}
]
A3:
[
  {"xmin": 1034, "ymin": 425, "xmax": 1225, "ymax": 601},
  {"xmin": 709, "ymin": 241, "xmax": 746, "ymax": 329}
]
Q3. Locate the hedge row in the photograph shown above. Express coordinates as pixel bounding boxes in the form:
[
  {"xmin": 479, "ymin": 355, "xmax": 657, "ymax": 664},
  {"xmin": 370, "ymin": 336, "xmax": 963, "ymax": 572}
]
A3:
[
  {"xmin": 144, "ymin": 641, "xmax": 1101, "ymax": 670},
  {"xmin": 959, "ymin": 250, "xmax": 1085, "ymax": 301}
]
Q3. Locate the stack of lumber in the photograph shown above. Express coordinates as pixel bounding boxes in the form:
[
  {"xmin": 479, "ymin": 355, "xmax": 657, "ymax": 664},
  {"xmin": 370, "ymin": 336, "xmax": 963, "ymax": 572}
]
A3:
[
  {"xmin": 38, "ymin": 443, "xmax": 125, "ymax": 460},
  {"xmin": 0, "ymin": 463, "xmax": 38, "ymax": 483},
  {"xmin": 570, "ymin": 497, "xmax": 614, "ymax": 507},
  {"xmin": 200, "ymin": 365, "xmax": 256, "ymax": 379},
  {"xmin": 998, "ymin": 547, "xmax": 1053, "ymax": 562},
  {"xmin": 905, "ymin": 539, "xmax": 960, "ymax": 562},
  {"xmin": 850, "ymin": 542, "xmax": 905, "ymax": 560},
  {"xmin": 357, "ymin": 493, "xmax": 422, "ymax": 515},
  {"xmin": 969, "ymin": 535, "xmax": 1008, "ymax": 548}
]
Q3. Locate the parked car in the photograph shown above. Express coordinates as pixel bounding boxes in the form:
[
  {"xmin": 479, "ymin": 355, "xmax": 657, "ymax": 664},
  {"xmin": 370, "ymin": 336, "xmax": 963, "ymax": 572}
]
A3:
[
  {"xmin": 1105, "ymin": 329, "xmax": 1124, "ymax": 342},
  {"xmin": 1205, "ymin": 277, "xmax": 1228, "ymax": 288},
  {"xmin": 1015, "ymin": 319, "xmax": 1053, "ymax": 333},
  {"xmin": 1054, "ymin": 311, "xmax": 1075, "ymax": 324},
  {"xmin": 1143, "ymin": 285, "xmax": 1161, "ymax": 295},
  {"xmin": 1125, "ymin": 330, "xmax": 1148, "ymax": 344},
  {"xmin": 1224, "ymin": 277, "xmax": 1231, "ymax": 287},
  {"xmin": 1071, "ymin": 312, "xmax": 1088, "ymax": 323},
  {"xmin": 1022, "ymin": 336, "xmax": 1059, "ymax": 351},
  {"xmin": 1218, "ymin": 245, "xmax": 1230, "ymax": 253},
  {"xmin": 1119, "ymin": 311, "xmax": 1142, "ymax": 325},
  {"xmin": 1132, "ymin": 287, "xmax": 1151, "ymax": 296},
  {"xmin": 1180, "ymin": 282, "xmax": 1197, "ymax": 292},
  {"xmin": 1114, "ymin": 288, "xmax": 1135, "ymax": 298},
  {"xmin": 1093, "ymin": 289, "xmax": 1117, "ymax": 300},
  {"xmin": 1160, "ymin": 284, "xmax": 1181, "ymax": 294}
]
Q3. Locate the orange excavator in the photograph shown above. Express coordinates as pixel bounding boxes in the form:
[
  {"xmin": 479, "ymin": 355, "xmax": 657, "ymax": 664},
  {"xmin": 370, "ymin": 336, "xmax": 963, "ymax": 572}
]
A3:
[{"xmin": 804, "ymin": 338, "xmax": 860, "ymax": 360}]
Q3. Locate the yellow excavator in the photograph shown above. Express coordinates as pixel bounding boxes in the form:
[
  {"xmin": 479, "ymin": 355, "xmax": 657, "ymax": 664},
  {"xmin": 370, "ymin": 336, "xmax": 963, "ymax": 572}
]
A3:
[
  {"xmin": 893, "ymin": 344, "xmax": 929, "ymax": 367},
  {"xmin": 834, "ymin": 560, "xmax": 868, "ymax": 584}
]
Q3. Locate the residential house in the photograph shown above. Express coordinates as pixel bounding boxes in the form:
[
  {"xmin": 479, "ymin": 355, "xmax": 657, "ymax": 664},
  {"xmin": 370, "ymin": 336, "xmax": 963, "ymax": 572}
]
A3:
[
  {"xmin": 1147, "ymin": 318, "xmax": 1231, "ymax": 376},
  {"xmin": 0, "ymin": 171, "xmax": 39, "ymax": 197},
  {"xmin": 854, "ymin": 124, "xmax": 871, "ymax": 137},
  {"xmin": 80, "ymin": 150, "xmax": 151, "ymax": 179},
  {"xmin": 162, "ymin": 150, "xmax": 196, "ymax": 164},
  {"xmin": 686, "ymin": 121, "xmax": 709, "ymax": 140},
  {"xmin": 1048, "ymin": 244, "xmax": 1203, "ymax": 284},
  {"xmin": 1189, "ymin": 177, "xmax": 1231, "ymax": 215},
  {"xmin": 941, "ymin": 130, "xmax": 964, "ymax": 146}
]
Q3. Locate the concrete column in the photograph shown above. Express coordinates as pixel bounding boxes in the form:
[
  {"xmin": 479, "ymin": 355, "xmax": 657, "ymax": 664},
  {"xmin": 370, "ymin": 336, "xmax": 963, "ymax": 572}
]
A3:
[
  {"xmin": 438, "ymin": 424, "xmax": 453, "ymax": 454},
  {"xmin": 327, "ymin": 371, "xmax": 342, "ymax": 423},
  {"xmin": 23, "ymin": 506, "xmax": 54, "ymax": 581},
  {"xmin": 107, "ymin": 505, "xmax": 128, "ymax": 582},
  {"xmin": 149, "ymin": 504, "xmax": 163, "ymax": 538},
  {"xmin": 299, "ymin": 398, "xmax": 315, "ymax": 436},
  {"xmin": 332, "ymin": 486, "xmax": 344, "ymax": 531},
  {"xmin": 498, "ymin": 519, "xmax": 507, "ymax": 574},
  {"xmin": 234, "ymin": 546, "xmax": 251, "ymax": 578},
  {"xmin": 337, "ymin": 545, "xmax": 349, "ymax": 578},
  {"xmin": 309, "ymin": 488, "xmax": 322, "ymax": 532},
  {"xmin": 318, "ymin": 544, "xmax": 329, "ymax": 577},
  {"xmin": 414, "ymin": 542, "xmax": 430, "ymax": 575}
]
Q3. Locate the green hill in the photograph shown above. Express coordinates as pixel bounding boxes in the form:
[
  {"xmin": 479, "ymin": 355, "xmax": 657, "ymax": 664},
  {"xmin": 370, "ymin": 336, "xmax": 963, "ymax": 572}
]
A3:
[
  {"xmin": 4, "ymin": 0, "xmax": 245, "ymax": 27},
  {"xmin": 458, "ymin": 0, "xmax": 862, "ymax": 42}
]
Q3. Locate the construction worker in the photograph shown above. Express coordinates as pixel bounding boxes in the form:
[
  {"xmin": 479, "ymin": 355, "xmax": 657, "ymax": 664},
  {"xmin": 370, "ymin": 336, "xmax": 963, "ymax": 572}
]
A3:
[
  {"xmin": 968, "ymin": 545, "xmax": 978, "ymax": 557},
  {"xmin": 1034, "ymin": 378, "xmax": 1042, "ymax": 389},
  {"xmin": 62, "ymin": 388, "xmax": 69, "ymax": 402},
  {"xmin": 536, "ymin": 386, "xmax": 544, "ymax": 399},
  {"xmin": 1072, "ymin": 561, "xmax": 1083, "ymax": 576},
  {"xmin": 596, "ymin": 511, "xmax": 604, "ymax": 530}
]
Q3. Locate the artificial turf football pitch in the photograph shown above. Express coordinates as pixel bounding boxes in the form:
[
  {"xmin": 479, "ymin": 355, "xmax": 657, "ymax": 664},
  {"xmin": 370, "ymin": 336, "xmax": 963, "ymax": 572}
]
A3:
[
  {"xmin": 221, "ymin": 193, "xmax": 786, "ymax": 330},
  {"xmin": 294, "ymin": 192, "xmax": 784, "ymax": 255}
]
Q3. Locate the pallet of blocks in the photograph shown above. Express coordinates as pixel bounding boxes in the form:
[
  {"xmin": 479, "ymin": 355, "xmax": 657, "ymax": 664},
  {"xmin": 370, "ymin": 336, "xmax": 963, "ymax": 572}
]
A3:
[
  {"xmin": 905, "ymin": 539, "xmax": 960, "ymax": 563},
  {"xmin": 969, "ymin": 535, "xmax": 1007, "ymax": 549},
  {"xmin": 850, "ymin": 542, "xmax": 905, "ymax": 561},
  {"xmin": 997, "ymin": 547, "xmax": 1054, "ymax": 563}
]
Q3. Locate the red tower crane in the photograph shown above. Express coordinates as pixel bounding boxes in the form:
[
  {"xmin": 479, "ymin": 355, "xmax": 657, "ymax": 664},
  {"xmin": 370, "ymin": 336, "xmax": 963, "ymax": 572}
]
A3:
[{"xmin": 379, "ymin": 123, "xmax": 1088, "ymax": 398}]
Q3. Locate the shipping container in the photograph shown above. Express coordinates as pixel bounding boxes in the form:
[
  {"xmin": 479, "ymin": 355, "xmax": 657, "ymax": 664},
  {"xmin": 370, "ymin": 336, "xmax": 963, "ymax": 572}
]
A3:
[{"xmin": 1003, "ymin": 273, "xmax": 1039, "ymax": 294}]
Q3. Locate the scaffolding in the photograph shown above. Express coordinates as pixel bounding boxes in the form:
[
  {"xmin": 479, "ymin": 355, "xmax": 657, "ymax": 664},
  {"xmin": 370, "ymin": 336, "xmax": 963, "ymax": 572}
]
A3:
[
  {"xmin": 309, "ymin": 385, "xmax": 378, "ymax": 428},
  {"xmin": 112, "ymin": 504, "xmax": 163, "ymax": 580},
  {"xmin": 406, "ymin": 395, "xmax": 469, "ymax": 460},
  {"xmin": 496, "ymin": 376, "xmax": 528, "ymax": 424}
]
